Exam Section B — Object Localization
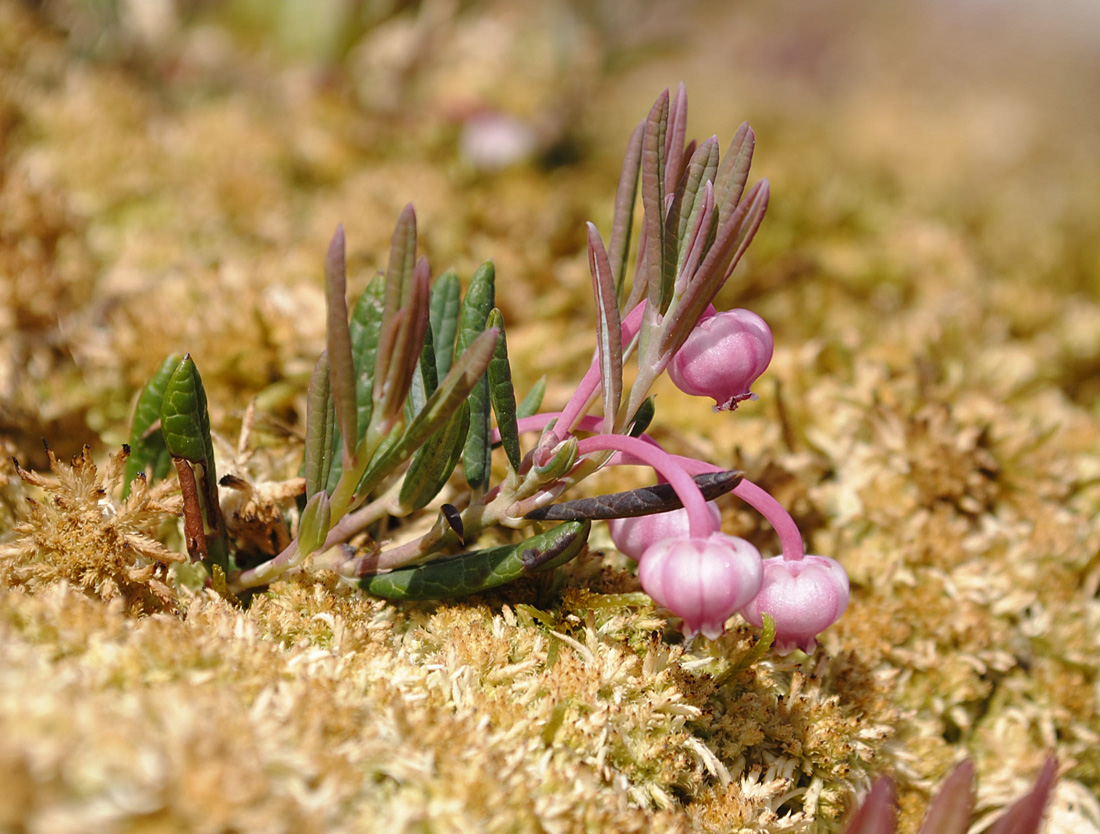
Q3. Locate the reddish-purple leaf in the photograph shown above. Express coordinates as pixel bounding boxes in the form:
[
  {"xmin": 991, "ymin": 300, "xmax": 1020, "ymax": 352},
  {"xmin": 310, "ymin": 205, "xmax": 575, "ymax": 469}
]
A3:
[
  {"xmin": 988, "ymin": 756, "xmax": 1058, "ymax": 834},
  {"xmin": 918, "ymin": 760, "xmax": 975, "ymax": 834},
  {"xmin": 844, "ymin": 778, "xmax": 898, "ymax": 834},
  {"xmin": 608, "ymin": 120, "xmax": 644, "ymax": 300},
  {"xmin": 324, "ymin": 225, "xmax": 357, "ymax": 466}
]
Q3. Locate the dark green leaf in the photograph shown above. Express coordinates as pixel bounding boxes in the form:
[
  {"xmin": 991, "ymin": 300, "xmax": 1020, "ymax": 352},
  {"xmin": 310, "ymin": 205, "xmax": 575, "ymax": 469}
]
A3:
[
  {"xmin": 398, "ymin": 401, "xmax": 470, "ymax": 512},
  {"xmin": 405, "ymin": 317, "xmax": 438, "ymax": 423},
  {"xmin": 485, "ymin": 308, "xmax": 521, "ymax": 473},
  {"xmin": 456, "ymin": 262, "xmax": 495, "ymax": 491},
  {"xmin": 429, "ymin": 269, "xmax": 461, "ymax": 379},
  {"xmin": 627, "ymin": 397, "xmax": 655, "ymax": 438},
  {"xmin": 123, "ymin": 353, "xmax": 181, "ymax": 497},
  {"xmin": 360, "ymin": 520, "xmax": 590, "ymax": 599},
  {"xmin": 160, "ymin": 355, "xmax": 228, "ymax": 572},
  {"xmin": 524, "ymin": 469, "xmax": 743, "ymax": 521},
  {"xmin": 161, "ymin": 354, "xmax": 215, "ymax": 466},
  {"xmin": 348, "ymin": 274, "xmax": 386, "ymax": 437}
]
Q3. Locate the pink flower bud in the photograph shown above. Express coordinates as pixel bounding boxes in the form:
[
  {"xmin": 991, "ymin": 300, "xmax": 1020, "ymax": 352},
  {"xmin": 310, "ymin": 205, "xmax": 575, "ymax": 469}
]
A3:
[
  {"xmin": 638, "ymin": 533, "xmax": 764, "ymax": 640},
  {"xmin": 668, "ymin": 308, "xmax": 773, "ymax": 411},
  {"xmin": 607, "ymin": 501, "xmax": 722, "ymax": 562},
  {"xmin": 740, "ymin": 555, "xmax": 849, "ymax": 654}
]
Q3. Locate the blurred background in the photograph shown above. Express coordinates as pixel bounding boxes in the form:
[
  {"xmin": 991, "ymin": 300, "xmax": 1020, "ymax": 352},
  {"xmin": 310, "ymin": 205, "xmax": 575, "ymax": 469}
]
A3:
[{"xmin": 2, "ymin": 2, "xmax": 1100, "ymax": 828}]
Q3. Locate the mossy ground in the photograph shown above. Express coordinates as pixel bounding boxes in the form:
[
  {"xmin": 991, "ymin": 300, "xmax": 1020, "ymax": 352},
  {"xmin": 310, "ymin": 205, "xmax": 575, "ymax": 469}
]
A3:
[{"xmin": 1, "ymin": 1, "xmax": 1099, "ymax": 832}]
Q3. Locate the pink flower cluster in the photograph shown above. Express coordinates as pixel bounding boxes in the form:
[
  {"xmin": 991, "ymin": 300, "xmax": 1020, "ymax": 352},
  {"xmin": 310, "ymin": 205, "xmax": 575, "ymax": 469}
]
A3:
[{"xmin": 601, "ymin": 309, "xmax": 849, "ymax": 651}]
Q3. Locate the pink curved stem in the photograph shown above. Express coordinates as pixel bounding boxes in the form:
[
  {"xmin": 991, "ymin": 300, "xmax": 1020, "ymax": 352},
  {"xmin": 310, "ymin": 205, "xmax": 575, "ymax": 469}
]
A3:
[
  {"xmin": 663, "ymin": 454, "xmax": 805, "ymax": 561},
  {"xmin": 556, "ymin": 301, "xmax": 648, "ymax": 435},
  {"xmin": 576, "ymin": 434, "xmax": 717, "ymax": 537}
]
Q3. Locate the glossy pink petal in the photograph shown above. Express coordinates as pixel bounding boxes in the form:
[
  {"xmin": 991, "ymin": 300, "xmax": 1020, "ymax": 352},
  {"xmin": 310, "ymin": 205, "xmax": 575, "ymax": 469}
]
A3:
[
  {"xmin": 740, "ymin": 554, "xmax": 850, "ymax": 654},
  {"xmin": 608, "ymin": 502, "xmax": 722, "ymax": 562},
  {"xmin": 668, "ymin": 308, "xmax": 773, "ymax": 411},
  {"xmin": 638, "ymin": 532, "xmax": 763, "ymax": 639}
]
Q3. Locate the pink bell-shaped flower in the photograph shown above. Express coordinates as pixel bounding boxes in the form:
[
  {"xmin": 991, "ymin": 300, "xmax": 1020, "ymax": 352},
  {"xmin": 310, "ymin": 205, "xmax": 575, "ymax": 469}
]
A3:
[
  {"xmin": 668, "ymin": 308, "xmax": 773, "ymax": 411},
  {"xmin": 740, "ymin": 555, "xmax": 849, "ymax": 654},
  {"xmin": 608, "ymin": 502, "xmax": 722, "ymax": 562},
  {"xmin": 638, "ymin": 533, "xmax": 764, "ymax": 640}
]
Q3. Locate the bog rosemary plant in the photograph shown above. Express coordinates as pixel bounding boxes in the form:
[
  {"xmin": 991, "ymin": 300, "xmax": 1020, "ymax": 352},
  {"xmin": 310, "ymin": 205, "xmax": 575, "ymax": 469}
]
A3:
[{"xmin": 127, "ymin": 85, "xmax": 848, "ymax": 647}]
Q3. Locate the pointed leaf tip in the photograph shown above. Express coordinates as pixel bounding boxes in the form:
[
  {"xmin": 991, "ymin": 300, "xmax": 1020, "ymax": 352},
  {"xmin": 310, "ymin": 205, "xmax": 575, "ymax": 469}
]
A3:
[
  {"xmin": 845, "ymin": 778, "xmax": 898, "ymax": 834},
  {"xmin": 917, "ymin": 760, "xmax": 975, "ymax": 834}
]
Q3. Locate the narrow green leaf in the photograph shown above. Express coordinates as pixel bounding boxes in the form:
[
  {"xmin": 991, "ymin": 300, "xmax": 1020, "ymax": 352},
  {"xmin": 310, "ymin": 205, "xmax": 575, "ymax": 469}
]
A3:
[
  {"xmin": 672, "ymin": 136, "xmax": 719, "ymax": 279},
  {"xmin": 398, "ymin": 402, "xmax": 470, "ymax": 512},
  {"xmin": 356, "ymin": 327, "xmax": 499, "ymax": 497},
  {"xmin": 714, "ymin": 122, "xmax": 755, "ymax": 215},
  {"xmin": 608, "ymin": 120, "xmax": 644, "ymax": 300},
  {"xmin": 456, "ymin": 262, "xmax": 495, "ymax": 491},
  {"xmin": 586, "ymin": 223, "xmax": 622, "ymax": 431},
  {"xmin": 348, "ymin": 274, "xmax": 386, "ymax": 437},
  {"xmin": 486, "ymin": 308, "xmax": 521, "ymax": 472},
  {"xmin": 361, "ymin": 520, "xmax": 590, "ymax": 599},
  {"xmin": 123, "ymin": 353, "xmax": 181, "ymax": 497},
  {"xmin": 664, "ymin": 82, "xmax": 688, "ymax": 196},
  {"xmin": 429, "ymin": 269, "xmax": 461, "ymax": 378},
  {"xmin": 304, "ymin": 352, "xmax": 337, "ymax": 499},
  {"xmin": 383, "ymin": 203, "xmax": 417, "ymax": 321},
  {"xmin": 641, "ymin": 89, "xmax": 670, "ymax": 316},
  {"xmin": 324, "ymin": 225, "xmax": 357, "ymax": 466},
  {"xmin": 516, "ymin": 377, "xmax": 546, "ymax": 420},
  {"xmin": 405, "ymin": 319, "xmax": 438, "ymax": 423}
]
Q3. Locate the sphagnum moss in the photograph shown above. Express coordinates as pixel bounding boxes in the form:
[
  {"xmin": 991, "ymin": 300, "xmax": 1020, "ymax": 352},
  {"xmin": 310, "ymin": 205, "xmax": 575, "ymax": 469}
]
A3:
[{"xmin": 4, "ymin": 2, "xmax": 1100, "ymax": 832}]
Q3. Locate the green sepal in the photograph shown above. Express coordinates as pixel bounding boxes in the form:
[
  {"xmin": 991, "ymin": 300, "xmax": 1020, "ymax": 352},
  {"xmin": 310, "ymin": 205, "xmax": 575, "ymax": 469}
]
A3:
[
  {"xmin": 361, "ymin": 520, "xmax": 590, "ymax": 600},
  {"xmin": 628, "ymin": 396, "xmax": 656, "ymax": 438},
  {"xmin": 534, "ymin": 435, "xmax": 577, "ymax": 480},
  {"xmin": 485, "ymin": 308, "xmax": 521, "ymax": 473},
  {"xmin": 429, "ymin": 269, "xmax": 461, "ymax": 379},
  {"xmin": 456, "ymin": 262, "xmax": 495, "ymax": 491},
  {"xmin": 398, "ymin": 401, "xmax": 470, "ymax": 513},
  {"xmin": 123, "ymin": 353, "xmax": 181, "ymax": 497},
  {"xmin": 297, "ymin": 491, "xmax": 331, "ymax": 559}
]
